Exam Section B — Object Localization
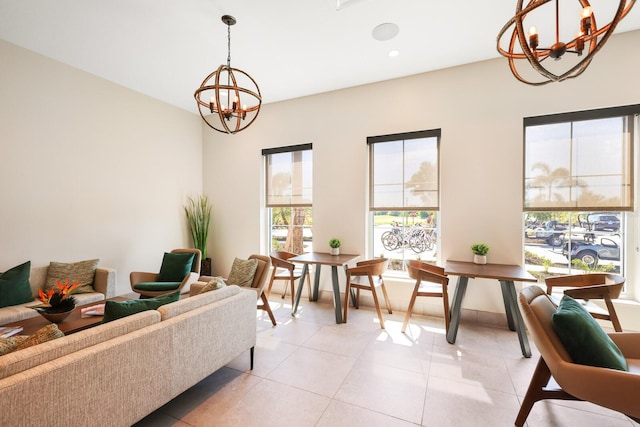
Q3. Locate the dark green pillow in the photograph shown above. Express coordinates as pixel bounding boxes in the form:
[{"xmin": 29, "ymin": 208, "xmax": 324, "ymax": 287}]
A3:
[
  {"xmin": 102, "ymin": 291, "xmax": 180, "ymax": 323},
  {"xmin": 0, "ymin": 261, "xmax": 34, "ymax": 308},
  {"xmin": 552, "ymin": 295, "xmax": 628, "ymax": 371},
  {"xmin": 156, "ymin": 252, "xmax": 195, "ymax": 282}
]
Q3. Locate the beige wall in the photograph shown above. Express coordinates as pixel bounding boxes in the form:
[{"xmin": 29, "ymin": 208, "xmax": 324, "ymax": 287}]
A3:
[
  {"xmin": 203, "ymin": 30, "xmax": 640, "ymax": 330},
  {"xmin": 0, "ymin": 39, "xmax": 203, "ymax": 296}
]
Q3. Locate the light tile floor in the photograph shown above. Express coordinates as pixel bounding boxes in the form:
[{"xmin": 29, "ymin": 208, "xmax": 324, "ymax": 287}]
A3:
[{"xmin": 134, "ymin": 294, "xmax": 636, "ymax": 427}]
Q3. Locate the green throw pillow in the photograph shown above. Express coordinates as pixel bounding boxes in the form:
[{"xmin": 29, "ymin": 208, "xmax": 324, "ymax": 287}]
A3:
[
  {"xmin": 156, "ymin": 252, "xmax": 196, "ymax": 282},
  {"xmin": 102, "ymin": 291, "xmax": 180, "ymax": 323},
  {"xmin": 45, "ymin": 259, "xmax": 99, "ymax": 293},
  {"xmin": 227, "ymin": 258, "xmax": 258, "ymax": 287},
  {"xmin": 0, "ymin": 261, "xmax": 34, "ymax": 308},
  {"xmin": 552, "ymin": 295, "xmax": 628, "ymax": 371}
]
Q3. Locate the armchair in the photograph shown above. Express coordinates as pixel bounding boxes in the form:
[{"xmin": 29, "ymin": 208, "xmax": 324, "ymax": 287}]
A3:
[
  {"xmin": 130, "ymin": 248, "xmax": 201, "ymax": 298},
  {"xmin": 515, "ymin": 285, "xmax": 640, "ymax": 426}
]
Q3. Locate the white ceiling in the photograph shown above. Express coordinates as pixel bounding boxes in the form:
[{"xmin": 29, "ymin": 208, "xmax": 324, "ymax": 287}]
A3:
[{"xmin": 1, "ymin": 0, "xmax": 639, "ymax": 114}]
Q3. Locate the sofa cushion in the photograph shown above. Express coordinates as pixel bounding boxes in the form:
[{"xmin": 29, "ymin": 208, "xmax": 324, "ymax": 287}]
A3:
[
  {"xmin": 0, "ymin": 310, "xmax": 160, "ymax": 381},
  {"xmin": 0, "ymin": 336, "xmax": 28, "ymax": 356},
  {"xmin": 45, "ymin": 259, "xmax": 99, "ymax": 294},
  {"xmin": 200, "ymin": 277, "xmax": 227, "ymax": 294},
  {"xmin": 14, "ymin": 324, "xmax": 64, "ymax": 351},
  {"xmin": 157, "ymin": 252, "xmax": 195, "ymax": 282},
  {"xmin": 227, "ymin": 258, "xmax": 258, "ymax": 287},
  {"xmin": 552, "ymin": 295, "xmax": 628, "ymax": 371},
  {"xmin": 0, "ymin": 261, "xmax": 34, "ymax": 308},
  {"xmin": 157, "ymin": 285, "xmax": 240, "ymax": 321},
  {"xmin": 102, "ymin": 291, "xmax": 180, "ymax": 323}
]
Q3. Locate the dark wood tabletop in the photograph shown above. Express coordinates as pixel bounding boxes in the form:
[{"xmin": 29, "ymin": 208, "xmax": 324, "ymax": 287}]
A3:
[
  {"xmin": 444, "ymin": 260, "xmax": 537, "ymax": 282},
  {"xmin": 2, "ymin": 296, "xmax": 131, "ymax": 336}
]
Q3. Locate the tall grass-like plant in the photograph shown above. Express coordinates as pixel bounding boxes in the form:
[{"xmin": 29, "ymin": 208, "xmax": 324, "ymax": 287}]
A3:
[{"xmin": 184, "ymin": 195, "xmax": 212, "ymax": 259}]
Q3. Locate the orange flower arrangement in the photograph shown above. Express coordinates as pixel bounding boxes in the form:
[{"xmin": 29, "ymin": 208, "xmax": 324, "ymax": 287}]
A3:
[{"xmin": 33, "ymin": 279, "xmax": 81, "ymax": 313}]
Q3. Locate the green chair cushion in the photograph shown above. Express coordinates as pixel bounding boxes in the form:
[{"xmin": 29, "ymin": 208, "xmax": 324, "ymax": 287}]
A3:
[
  {"xmin": 133, "ymin": 282, "xmax": 182, "ymax": 291},
  {"xmin": 102, "ymin": 291, "xmax": 180, "ymax": 323},
  {"xmin": 552, "ymin": 295, "xmax": 628, "ymax": 371},
  {"xmin": 0, "ymin": 260, "xmax": 34, "ymax": 308},
  {"xmin": 157, "ymin": 252, "xmax": 195, "ymax": 282}
]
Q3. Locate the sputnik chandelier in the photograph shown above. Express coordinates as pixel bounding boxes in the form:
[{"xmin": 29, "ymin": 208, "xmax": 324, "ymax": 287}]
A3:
[
  {"xmin": 194, "ymin": 15, "xmax": 262, "ymax": 134},
  {"xmin": 497, "ymin": 0, "xmax": 636, "ymax": 85}
]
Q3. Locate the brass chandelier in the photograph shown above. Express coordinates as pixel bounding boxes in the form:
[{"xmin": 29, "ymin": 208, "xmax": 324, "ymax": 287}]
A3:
[
  {"xmin": 194, "ymin": 15, "xmax": 262, "ymax": 134},
  {"xmin": 497, "ymin": 0, "xmax": 636, "ymax": 85}
]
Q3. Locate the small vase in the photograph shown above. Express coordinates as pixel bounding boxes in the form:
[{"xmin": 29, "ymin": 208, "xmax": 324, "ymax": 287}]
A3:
[
  {"xmin": 37, "ymin": 308, "xmax": 74, "ymax": 323},
  {"xmin": 473, "ymin": 254, "xmax": 487, "ymax": 265},
  {"xmin": 330, "ymin": 247, "xmax": 340, "ymax": 256}
]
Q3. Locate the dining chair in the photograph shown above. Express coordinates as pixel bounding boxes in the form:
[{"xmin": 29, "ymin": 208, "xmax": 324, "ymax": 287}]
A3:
[
  {"xmin": 267, "ymin": 251, "xmax": 311, "ymax": 305},
  {"xmin": 545, "ymin": 273, "xmax": 625, "ymax": 332},
  {"xmin": 342, "ymin": 258, "xmax": 391, "ymax": 328},
  {"xmin": 401, "ymin": 260, "xmax": 450, "ymax": 335}
]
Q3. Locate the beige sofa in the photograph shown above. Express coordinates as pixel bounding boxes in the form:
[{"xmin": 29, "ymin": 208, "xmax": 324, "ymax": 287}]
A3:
[
  {"xmin": 0, "ymin": 265, "xmax": 117, "ymax": 325},
  {"xmin": 0, "ymin": 284, "xmax": 256, "ymax": 427}
]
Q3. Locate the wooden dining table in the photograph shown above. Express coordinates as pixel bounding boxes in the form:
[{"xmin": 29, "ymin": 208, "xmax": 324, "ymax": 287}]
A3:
[
  {"xmin": 289, "ymin": 252, "xmax": 360, "ymax": 324},
  {"xmin": 444, "ymin": 260, "xmax": 537, "ymax": 357}
]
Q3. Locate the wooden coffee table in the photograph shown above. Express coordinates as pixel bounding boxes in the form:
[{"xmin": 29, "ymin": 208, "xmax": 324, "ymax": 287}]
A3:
[{"xmin": 2, "ymin": 296, "xmax": 131, "ymax": 336}]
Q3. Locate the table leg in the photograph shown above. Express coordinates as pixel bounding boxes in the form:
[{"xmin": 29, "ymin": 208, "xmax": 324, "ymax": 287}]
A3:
[
  {"xmin": 311, "ymin": 264, "xmax": 322, "ymax": 301},
  {"xmin": 446, "ymin": 276, "xmax": 469, "ymax": 344},
  {"xmin": 499, "ymin": 281, "xmax": 517, "ymax": 331},
  {"xmin": 501, "ymin": 280, "xmax": 532, "ymax": 358},
  {"xmin": 331, "ymin": 266, "xmax": 343, "ymax": 323},
  {"xmin": 292, "ymin": 263, "xmax": 309, "ymax": 316}
]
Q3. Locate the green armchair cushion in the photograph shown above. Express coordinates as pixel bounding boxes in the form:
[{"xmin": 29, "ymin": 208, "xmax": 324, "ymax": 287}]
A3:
[
  {"xmin": 0, "ymin": 260, "xmax": 34, "ymax": 308},
  {"xmin": 552, "ymin": 295, "xmax": 628, "ymax": 371},
  {"xmin": 157, "ymin": 252, "xmax": 196, "ymax": 282},
  {"xmin": 102, "ymin": 291, "xmax": 180, "ymax": 323},
  {"xmin": 133, "ymin": 282, "xmax": 182, "ymax": 292}
]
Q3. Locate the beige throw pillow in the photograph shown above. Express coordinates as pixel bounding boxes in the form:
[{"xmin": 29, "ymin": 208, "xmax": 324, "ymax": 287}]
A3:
[
  {"xmin": 199, "ymin": 277, "xmax": 227, "ymax": 294},
  {"xmin": 0, "ymin": 336, "xmax": 28, "ymax": 355},
  {"xmin": 14, "ymin": 324, "xmax": 64, "ymax": 351},
  {"xmin": 45, "ymin": 259, "xmax": 99, "ymax": 293},
  {"xmin": 227, "ymin": 258, "xmax": 258, "ymax": 287}
]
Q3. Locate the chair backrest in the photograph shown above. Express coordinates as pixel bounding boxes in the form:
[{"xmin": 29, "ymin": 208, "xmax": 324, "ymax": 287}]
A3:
[
  {"xmin": 248, "ymin": 254, "xmax": 271, "ymax": 296},
  {"xmin": 405, "ymin": 260, "xmax": 446, "ymax": 284},
  {"xmin": 545, "ymin": 273, "xmax": 624, "ymax": 299},
  {"xmin": 269, "ymin": 251, "xmax": 296, "ymax": 271},
  {"xmin": 354, "ymin": 258, "xmax": 388, "ymax": 276},
  {"xmin": 171, "ymin": 248, "xmax": 202, "ymax": 275}
]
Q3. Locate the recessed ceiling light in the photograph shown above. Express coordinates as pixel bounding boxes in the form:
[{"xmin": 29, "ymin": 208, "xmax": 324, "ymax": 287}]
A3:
[
  {"xmin": 388, "ymin": 50, "xmax": 400, "ymax": 57},
  {"xmin": 372, "ymin": 23, "xmax": 399, "ymax": 41}
]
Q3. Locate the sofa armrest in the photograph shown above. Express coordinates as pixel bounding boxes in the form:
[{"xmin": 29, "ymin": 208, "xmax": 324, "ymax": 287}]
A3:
[{"xmin": 93, "ymin": 267, "xmax": 117, "ymax": 298}]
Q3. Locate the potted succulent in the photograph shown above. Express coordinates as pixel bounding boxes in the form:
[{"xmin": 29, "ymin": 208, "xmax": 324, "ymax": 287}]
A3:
[
  {"xmin": 32, "ymin": 279, "xmax": 80, "ymax": 323},
  {"xmin": 329, "ymin": 238, "xmax": 341, "ymax": 255},
  {"xmin": 471, "ymin": 243, "xmax": 489, "ymax": 265},
  {"xmin": 185, "ymin": 195, "xmax": 212, "ymax": 275}
]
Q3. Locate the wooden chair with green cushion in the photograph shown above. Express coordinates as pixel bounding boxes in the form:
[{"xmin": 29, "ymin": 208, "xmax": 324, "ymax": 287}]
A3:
[
  {"xmin": 516, "ymin": 285, "xmax": 640, "ymax": 426},
  {"xmin": 130, "ymin": 248, "xmax": 201, "ymax": 298}
]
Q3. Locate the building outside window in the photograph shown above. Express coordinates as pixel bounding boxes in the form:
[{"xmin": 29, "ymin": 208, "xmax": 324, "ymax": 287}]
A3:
[
  {"xmin": 368, "ymin": 129, "xmax": 440, "ymax": 273},
  {"xmin": 263, "ymin": 144, "xmax": 313, "ymax": 254},
  {"xmin": 523, "ymin": 105, "xmax": 639, "ymax": 286}
]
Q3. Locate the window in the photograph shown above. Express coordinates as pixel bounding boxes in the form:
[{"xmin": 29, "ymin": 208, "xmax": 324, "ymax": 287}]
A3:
[
  {"xmin": 263, "ymin": 144, "xmax": 313, "ymax": 254},
  {"xmin": 523, "ymin": 105, "xmax": 639, "ymax": 282},
  {"xmin": 368, "ymin": 130, "xmax": 440, "ymax": 272}
]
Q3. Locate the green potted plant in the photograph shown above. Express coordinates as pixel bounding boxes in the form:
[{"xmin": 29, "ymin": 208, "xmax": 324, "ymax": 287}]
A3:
[
  {"xmin": 471, "ymin": 243, "xmax": 489, "ymax": 265},
  {"xmin": 329, "ymin": 238, "xmax": 341, "ymax": 255},
  {"xmin": 185, "ymin": 195, "xmax": 212, "ymax": 275}
]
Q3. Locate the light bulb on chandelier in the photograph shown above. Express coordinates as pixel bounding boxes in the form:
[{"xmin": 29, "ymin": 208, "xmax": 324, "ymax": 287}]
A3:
[
  {"xmin": 194, "ymin": 15, "xmax": 262, "ymax": 134},
  {"xmin": 497, "ymin": 0, "xmax": 635, "ymax": 85}
]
